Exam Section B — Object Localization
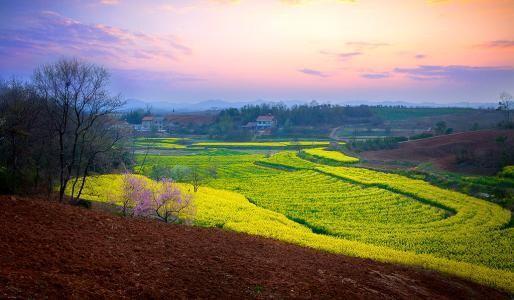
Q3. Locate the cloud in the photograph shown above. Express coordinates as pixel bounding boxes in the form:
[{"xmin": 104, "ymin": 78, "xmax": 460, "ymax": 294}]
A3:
[
  {"xmin": 0, "ymin": 11, "xmax": 191, "ymax": 67},
  {"xmin": 480, "ymin": 40, "xmax": 514, "ymax": 48},
  {"xmin": 394, "ymin": 65, "xmax": 514, "ymax": 82},
  {"xmin": 415, "ymin": 54, "xmax": 427, "ymax": 59},
  {"xmin": 361, "ymin": 72, "xmax": 390, "ymax": 79},
  {"xmin": 338, "ymin": 52, "xmax": 362, "ymax": 60},
  {"xmin": 113, "ymin": 69, "xmax": 204, "ymax": 84},
  {"xmin": 159, "ymin": 4, "xmax": 197, "ymax": 14},
  {"xmin": 346, "ymin": 41, "xmax": 389, "ymax": 50},
  {"xmin": 209, "ymin": 0, "xmax": 355, "ymax": 4},
  {"xmin": 99, "ymin": 0, "xmax": 120, "ymax": 5},
  {"xmin": 299, "ymin": 68, "xmax": 329, "ymax": 78},
  {"xmin": 208, "ymin": 0, "xmax": 240, "ymax": 3},
  {"xmin": 321, "ymin": 50, "xmax": 361, "ymax": 61},
  {"xmin": 280, "ymin": 0, "xmax": 355, "ymax": 4}
]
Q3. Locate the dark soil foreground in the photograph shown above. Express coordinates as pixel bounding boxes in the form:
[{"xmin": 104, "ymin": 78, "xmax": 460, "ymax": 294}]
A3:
[{"xmin": 0, "ymin": 196, "xmax": 508, "ymax": 299}]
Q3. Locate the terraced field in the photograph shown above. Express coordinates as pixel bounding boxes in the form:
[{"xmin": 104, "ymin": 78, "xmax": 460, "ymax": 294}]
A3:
[
  {"xmin": 133, "ymin": 137, "xmax": 187, "ymax": 149},
  {"xmin": 73, "ymin": 147, "xmax": 514, "ymax": 292},
  {"xmin": 138, "ymin": 153, "xmax": 280, "ymax": 179},
  {"xmin": 302, "ymin": 148, "xmax": 359, "ymax": 164},
  {"xmin": 192, "ymin": 141, "xmax": 331, "ymax": 149},
  {"xmin": 211, "ymin": 170, "xmax": 448, "ymax": 229}
]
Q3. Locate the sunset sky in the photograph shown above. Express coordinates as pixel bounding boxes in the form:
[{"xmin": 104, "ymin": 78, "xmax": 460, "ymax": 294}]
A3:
[{"xmin": 0, "ymin": 0, "xmax": 513, "ymax": 104}]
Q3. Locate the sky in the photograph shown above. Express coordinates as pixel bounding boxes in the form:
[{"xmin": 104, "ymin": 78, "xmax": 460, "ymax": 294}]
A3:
[{"xmin": 0, "ymin": 0, "xmax": 513, "ymax": 104}]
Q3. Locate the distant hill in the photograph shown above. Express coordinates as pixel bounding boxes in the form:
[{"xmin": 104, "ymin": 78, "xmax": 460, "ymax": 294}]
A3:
[
  {"xmin": 122, "ymin": 98, "xmax": 497, "ymax": 113},
  {"xmin": 123, "ymin": 99, "xmax": 305, "ymax": 113}
]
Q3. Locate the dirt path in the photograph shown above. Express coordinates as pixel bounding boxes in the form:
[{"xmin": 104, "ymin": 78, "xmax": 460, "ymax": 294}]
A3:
[
  {"xmin": 0, "ymin": 196, "xmax": 508, "ymax": 299},
  {"xmin": 329, "ymin": 126, "xmax": 343, "ymax": 141}
]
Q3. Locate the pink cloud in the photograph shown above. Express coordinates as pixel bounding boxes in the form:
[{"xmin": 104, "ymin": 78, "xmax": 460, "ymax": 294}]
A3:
[
  {"xmin": 0, "ymin": 11, "xmax": 191, "ymax": 69},
  {"xmin": 100, "ymin": 0, "xmax": 120, "ymax": 5}
]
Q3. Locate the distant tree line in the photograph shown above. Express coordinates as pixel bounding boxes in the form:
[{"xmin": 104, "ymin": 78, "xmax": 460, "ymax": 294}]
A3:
[
  {"xmin": 209, "ymin": 102, "xmax": 380, "ymax": 139},
  {"xmin": 0, "ymin": 58, "xmax": 131, "ymax": 201},
  {"xmin": 123, "ymin": 108, "xmax": 147, "ymax": 124}
]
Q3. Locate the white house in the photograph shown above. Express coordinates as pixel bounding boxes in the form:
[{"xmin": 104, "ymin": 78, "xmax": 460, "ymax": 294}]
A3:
[
  {"xmin": 141, "ymin": 116, "xmax": 165, "ymax": 132},
  {"xmin": 256, "ymin": 115, "xmax": 276, "ymax": 129}
]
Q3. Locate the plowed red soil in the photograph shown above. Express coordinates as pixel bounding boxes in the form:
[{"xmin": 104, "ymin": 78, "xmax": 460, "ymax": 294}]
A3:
[
  {"xmin": 361, "ymin": 130, "xmax": 514, "ymax": 175},
  {"xmin": 0, "ymin": 196, "xmax": 508, "ymax": 299}
]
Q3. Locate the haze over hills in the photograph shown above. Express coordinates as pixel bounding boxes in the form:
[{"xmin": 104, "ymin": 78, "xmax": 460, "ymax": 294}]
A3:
[{"xmin": 123, "ymin": 98, "xmax": 498, "ymax": 113}]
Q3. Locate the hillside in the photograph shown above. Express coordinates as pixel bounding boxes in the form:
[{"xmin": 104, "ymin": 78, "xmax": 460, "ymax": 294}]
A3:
[
  {"xmin": 360, "ymin": 130, "xmax": 514, "ymax": 175},
  {"xmin": 0, "ymin": 196, "xmax": 508, "ymax": 299}
]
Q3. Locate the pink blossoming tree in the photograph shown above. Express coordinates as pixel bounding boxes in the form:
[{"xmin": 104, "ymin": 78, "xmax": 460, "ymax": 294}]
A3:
[{"xmin": 120, "ymin": 174, "xmax": 195, "ymax": 223}]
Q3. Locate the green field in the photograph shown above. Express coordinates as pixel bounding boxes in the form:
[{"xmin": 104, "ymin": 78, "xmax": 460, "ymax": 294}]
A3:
[
  {"xmin": 302, "ymin": 148, "xmax": 359, "ymax": 164},
  {"xmin": 370, "ymin": 107, "xmax": 472, "ymax": 121},
  {"xmin": 133, "ymin": 137, "xmax": 187, "ymax": 149},
  {"xmin": 192, "ymin": 141, "xmax": 331, "ymax": 149},
  {"xmin": 72, "ymin": 145, "xmax": 514, "ymax": 292}
]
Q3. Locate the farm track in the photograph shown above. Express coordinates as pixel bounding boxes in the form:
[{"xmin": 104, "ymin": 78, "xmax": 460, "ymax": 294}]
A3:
[{"xmin": 0, "ymin": 196, "xmax": 509, "ymax": 299}]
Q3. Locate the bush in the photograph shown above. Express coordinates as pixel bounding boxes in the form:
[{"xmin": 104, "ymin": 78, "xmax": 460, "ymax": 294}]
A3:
[
  {"xmin": 150, "ymin": 165, "xmax": 192, "ymax": 182},
  {"xmin": 75, "ymin": 199, "xmax": 92, "ymax": 209},
  {"xmin": 410, "ymin": 133, "xmax": 433, "ymax": 140},
  {"xmin": 349, "ymin": 136, "xmax": 407, "ymax": 151},
  {"xmin": 498, "ymin": 166, "xmax": 514, "ymax": 179}
]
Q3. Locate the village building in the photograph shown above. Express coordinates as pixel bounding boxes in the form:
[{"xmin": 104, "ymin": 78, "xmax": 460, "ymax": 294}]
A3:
[
  {"xmin": 141, "ymin": 116, "xmax": 165, "ymax": 132},
  {"xmin": 242, "ymin": 115, "xmax": 277, "ymax": 135},
  {"xmin": 256, "ymin": 115, "xmax": 276, "ymax": 129}
]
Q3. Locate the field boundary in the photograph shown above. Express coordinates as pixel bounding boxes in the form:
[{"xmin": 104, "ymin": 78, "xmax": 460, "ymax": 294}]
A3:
[{"xmin": 256, "ymin": 156, "xmax": 457, "ymax": 217}]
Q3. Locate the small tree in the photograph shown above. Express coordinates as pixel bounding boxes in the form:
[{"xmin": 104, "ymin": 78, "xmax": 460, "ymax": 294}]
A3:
[
  {"xmin": 292, "ymin": 138, "xmax": 301, "ymax": 154},
  {"xmin": 120, "ymin": 174, "xmax": 195, "ymax": 223},
  {"xmin": 152, "ymin": 178, "xmax": 195, "ymax": 224},
  {"xmin": 189, "ymin": 165, "xmax": 202, "ymax": 192},
  {"xmin": 498, "ymin": 92, "xmax": 513, "ymax": 124},
  {"xmin": 150, "ymin": 165, "xmax": 173, "ymax": 181},
  {"xmin": 120, "ymin": 174, "xmax": 152, "ymax": 217},
  {"xmin": 435, "ymin": 121, "xmax": 447, "ymax": 135},
  {"xmin": 207, "ymin": 164, "xmax": 218, "ymax": 179}
]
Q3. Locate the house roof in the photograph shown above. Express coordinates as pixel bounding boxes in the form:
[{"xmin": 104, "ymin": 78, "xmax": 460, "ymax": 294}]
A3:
[
  {"xmin": 164, "ymin": 114, "xmax": 216, "ymax": 125},
  {"xmin": 256, "ymin": 115, "xmax": 275, "ymax": 122},
  {"xmin": 142, "ymin": 116, "xmax": 164, "ymax": 121}
]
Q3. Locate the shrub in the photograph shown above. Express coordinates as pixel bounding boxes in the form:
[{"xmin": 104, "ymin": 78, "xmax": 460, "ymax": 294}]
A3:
[
  {"xmin": 75, "ymin": 199, "xmax": 92, "ymax": 209},
  {"xmin": 498, "ymin": 166, "xmax": 514, "ymax": 179},
  {"xmin": 349, "ymin": 136, "xmax": 407, "ymax": 151},
  {"xmin": 410, "ymin": 132, "xmax": 433, "ymax": 140}
]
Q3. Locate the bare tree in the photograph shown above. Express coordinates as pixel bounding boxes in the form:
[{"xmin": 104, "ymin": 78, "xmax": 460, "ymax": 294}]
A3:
[
  {"xmin": 0, "ymin": 79, "xmax": 51, "ymax": 193},
  {"xmin": 498, "ymin": 92, "xmax": 513, "ymax": 123},
  {"xmin": 33, "ymin": 58, "xmax": 124, "ymax": 202},
  {"xmin": 69, "ymin": 116, "xmax": 128, "ymax": 201},
  {"xmin": 189, "ymin": 165, "xmax": 202, "ymax": 192}
]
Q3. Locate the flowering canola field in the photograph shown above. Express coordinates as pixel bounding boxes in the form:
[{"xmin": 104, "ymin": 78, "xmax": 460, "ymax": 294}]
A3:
[
  {"xmin": 133, "ymin": 137, "xmax": 187, "ymax": 149},
  {"xmin": 76, "ymin": 150, "xmax": 514, "ymax": 292},
  {"xmin": 192, "ymin": 141, "xmax": 330, "ymax": 149},
  {"xmin": 302, "ymin": 148, "xmax": 359, "ymax": 164}
]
